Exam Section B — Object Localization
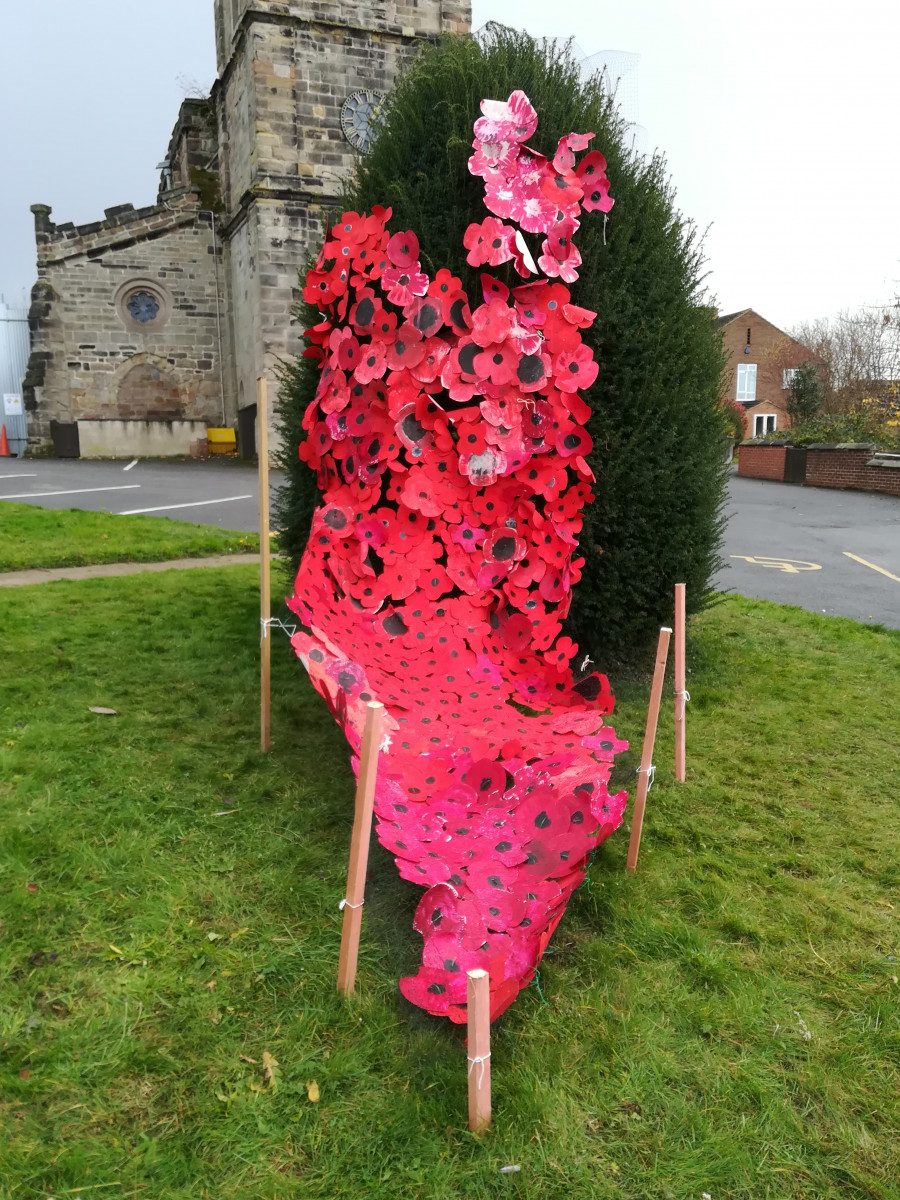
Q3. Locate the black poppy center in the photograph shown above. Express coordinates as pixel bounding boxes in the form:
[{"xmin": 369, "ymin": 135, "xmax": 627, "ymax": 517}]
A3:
[
  {"xmin": 355, "ymin": 297, "xmax": 375, "ymax": 325},
  {"xmin": 518, "ymin": 355, "xmax": 544, "ymax": 384}
]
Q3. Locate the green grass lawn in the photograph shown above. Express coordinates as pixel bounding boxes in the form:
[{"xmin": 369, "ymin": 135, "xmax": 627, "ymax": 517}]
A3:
[
  {"xmin": 1, "ymin": 570, "xmax": 898, "ymax": 1200},
  {"xmin": 0, "ymin": 503, "xmax": 259, "ymax": 571}
]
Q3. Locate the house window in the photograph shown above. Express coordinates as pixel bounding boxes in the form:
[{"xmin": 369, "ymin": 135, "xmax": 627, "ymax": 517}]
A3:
[
  {"xmin": 736, "ymin": 362, "xmax": 757, "ymax": 402},
  {"xmin": 753, "ymin": 413, "xmax": 777, "ymax": 437},
  {"xmin": 782, "ymin": 368, "xmax": 800, "ymax": 389}
]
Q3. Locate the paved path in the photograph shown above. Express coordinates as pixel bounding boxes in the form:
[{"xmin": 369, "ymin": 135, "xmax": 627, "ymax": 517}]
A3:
[
  {"xmin": 718, "ymin": 475, "xmax": 900, "ymax": 628},
  {"xmin": 0, "ymin": 458, "xmax": 285, "ymax": 532},
  {"xmin": 0, "ymin": 553, "xmax": 261, "ymax": 588}
]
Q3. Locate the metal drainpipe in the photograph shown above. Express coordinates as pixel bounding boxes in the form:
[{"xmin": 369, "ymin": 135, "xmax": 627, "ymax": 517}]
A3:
[
  {"xmin": 200, "ymin": 209, "xmax": 228, "ymax": 428},
  {"xmin": 162, "ymin": 196, "xmax": 229, "ymax": 428}
]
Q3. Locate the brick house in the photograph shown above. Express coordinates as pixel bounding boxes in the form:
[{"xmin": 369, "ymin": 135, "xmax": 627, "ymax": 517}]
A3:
[{"xmin": 718, "ymin": 309, "xmax": 816, "ymax": 438}]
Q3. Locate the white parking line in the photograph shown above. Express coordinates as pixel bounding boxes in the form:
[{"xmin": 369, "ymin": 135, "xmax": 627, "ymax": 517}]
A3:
[
  {"xmin": 0, "ymin": 485, "xmax": 141, "ymax": 500},
  {"xmin": 0, "ymin": 473, "xmax": 38, "ymax": 479},
  {"xmin": 119, "ymin": 494, "xmax": 253, "ymax": 515}
]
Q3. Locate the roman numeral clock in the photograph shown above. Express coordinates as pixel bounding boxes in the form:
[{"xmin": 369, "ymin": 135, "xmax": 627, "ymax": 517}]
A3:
[{"xmin": 340, "ymin": 89, "xmax": 387, "ymax": 154}]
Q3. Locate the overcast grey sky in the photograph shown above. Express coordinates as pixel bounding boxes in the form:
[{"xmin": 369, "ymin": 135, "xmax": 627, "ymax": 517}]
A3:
[{"xmin": 2, "ymin": 1, "xmax": 898, "ymax": 332}]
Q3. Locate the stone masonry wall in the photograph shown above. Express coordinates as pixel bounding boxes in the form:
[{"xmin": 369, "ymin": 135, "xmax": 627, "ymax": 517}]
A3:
[
  {"xmin": 213, "ymin": 0, "xmax": 471, "ymax": 449},
  {"xmin": 25, "ymin": 190, "xmax": 224, "ymax": 451}
]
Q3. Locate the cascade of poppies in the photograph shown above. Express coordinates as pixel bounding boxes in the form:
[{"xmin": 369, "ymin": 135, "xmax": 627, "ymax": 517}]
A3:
[{"xmin": 287, "ymin": 91, "xmax": 628, "ymax": 1024}]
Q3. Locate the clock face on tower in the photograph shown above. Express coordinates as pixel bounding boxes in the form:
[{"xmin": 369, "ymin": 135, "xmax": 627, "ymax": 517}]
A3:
[{"xmin": 340, "ymin": 89, "xmax": 387, "ymax": 153}]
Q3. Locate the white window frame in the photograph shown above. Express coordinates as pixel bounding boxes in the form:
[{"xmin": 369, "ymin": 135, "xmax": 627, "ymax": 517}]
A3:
[
  {"xmin": 736, "ymin": 362, "xmax": 757, "ymax": 402},
  {"xmin": 753, "ymin": 412, "xmax": 777, "ymax": 437},
  {"xmin": 782, "ymin": 368, "xmax": 800, "ymax": 390}
]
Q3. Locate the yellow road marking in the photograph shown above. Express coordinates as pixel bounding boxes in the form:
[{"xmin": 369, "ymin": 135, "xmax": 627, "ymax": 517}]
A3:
[
  {"xmin": 843, "ymin": 552, "xmax": 900, "ymax": 584},
  {"xmin": 730, "ymin": 555, "xmax": 822, "ymax": 574}
]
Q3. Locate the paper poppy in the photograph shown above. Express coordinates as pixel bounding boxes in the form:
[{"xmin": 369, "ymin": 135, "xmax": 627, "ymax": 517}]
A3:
[
  {"xmin": 387, "ymin": 229, "xmax": 421, "ymax": 268},
  {"xmin": 553, "ymin": 344, "xmax": 599, "ymax": 393},
  {"xmin": 463, "ymin": 217, "xmax": 517, "ymax": 268},
  {"xmin": 289, "ymin": 87, "xmax": 628, "ymax": 1028},
  {"xmin": 381, "ymin": 264, "xmax": 429, "ymax": 307}
]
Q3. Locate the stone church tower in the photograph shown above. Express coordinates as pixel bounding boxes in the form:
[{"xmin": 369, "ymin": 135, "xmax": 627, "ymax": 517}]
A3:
[{"xmin": 24, "ymin": 0, "xmax": 470, "ymax": 456}]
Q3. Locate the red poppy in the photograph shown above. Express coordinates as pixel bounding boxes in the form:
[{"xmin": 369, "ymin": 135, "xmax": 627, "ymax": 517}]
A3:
[
  {"xmin": 386, "ymin": 229, "xmax": 420, "ymax": 268},
  {"xmin": 470, "ymin": 302, "xmax": 513, "ymax": 349},
  {"xmin": 575, "ymin": 149, "xmax": 607, "ymax": 182},
  {"xmin": 443, "ymin": 289, "xmax": 472, "ymax": 335},
  {"xmin": 331, "ymin": 211, "xmax": 368, "ymax": 245},
  {"xmin": 539, "ymin": 167, "xmax": 583, "ymax": 211},
  {"xmin": 474, "ymin": 341, "xmax": 519, "ymax": 386},
  {"xmin": 385, "ymin": 323, "xmax": 426, "ymax": 371},
  {"xmin": 406, "ymin": 296, "xmax": 444, "ymax": 338},
  {"xmin": 428, "ymin": 268, "xmax": 462, "ymax": 300},
  {"xmin": 554, "ymin": 344, "xmax": 599, "ymax": 393},
  {"xmin": 555, "ymin": 424, "xmax": 592, "ymax": 458},
  {"xmin": 410, "ymin": 338, "xmax": 449, "ymax": 384},
  {"xmin": 335, "ymin": 329, "xmax": 363, "ymax": 372}
]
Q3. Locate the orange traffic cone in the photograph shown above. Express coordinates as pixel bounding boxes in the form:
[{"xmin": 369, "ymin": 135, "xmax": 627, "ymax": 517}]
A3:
[{"xmin": 0, "ymin": 425, "xmax": 10, "ymax": 456}]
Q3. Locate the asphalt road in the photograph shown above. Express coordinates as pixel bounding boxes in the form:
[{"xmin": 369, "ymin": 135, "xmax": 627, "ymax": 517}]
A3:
[
  {"xmin": 0, "ymin": 457, "xmax": 284, "ymax": 533},
  {"xmin": 716, "ymin": 474, "xmax": 900, "ymax": 629},
  {"xmin": 2, "ymin": 458, "xmax": 899, "ymax": 628}
]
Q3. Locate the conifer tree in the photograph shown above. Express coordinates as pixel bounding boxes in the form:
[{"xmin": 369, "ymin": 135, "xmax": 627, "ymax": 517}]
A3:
[{"xmin": 276, "ymin": 26, "xmax": 728, "ymax": 662}]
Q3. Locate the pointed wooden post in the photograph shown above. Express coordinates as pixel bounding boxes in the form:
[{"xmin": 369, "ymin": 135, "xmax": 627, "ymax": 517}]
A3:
[
  {"xmin": 466, "ymin": 969, "xmax": 491, "ymax": 1133},
  {"xmin": 337, "ymin": 701, "xmax": 384, "ymax": 995},
  {"xmin": 674, "ymin": 583, "xmax": 687, "ymax": 782},
  {"xmin": 258, "ymin": 376, "xmax": 272, "ymax": 753},
  {"xmin": 627, "ymin": 626, "xmax": 671, "ymax": 872}
]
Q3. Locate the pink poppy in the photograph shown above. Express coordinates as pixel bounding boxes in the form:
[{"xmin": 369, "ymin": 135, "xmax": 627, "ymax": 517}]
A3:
[
  {"xmin": 353, "ymin": 341, "xmax": 387, "ymax": 385},
  {"xmin": 463, "ymin": 217, "xmax": 517, "ymax": 268},
  {"xmin": 450, "ymin": 518, "xmax": 486, "ymax": 554},
  {"xmin": 381, "ymin": 264, "xmax": 429, "ymax": 307}
]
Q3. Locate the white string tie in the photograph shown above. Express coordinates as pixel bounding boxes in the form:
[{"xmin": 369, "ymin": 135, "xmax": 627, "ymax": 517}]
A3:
[
  {"xmin": 339, "ymin": 898, "xmax": 364, "ymax": 911},
  {"xmin": 676, "ymin": 688, "xmax": 691, "ymax": 718},
  {"xmin": 637, "ymin": 764, "xmax": 656, "ymax": 792},
  {"xmin": 467, "ymin": 1052, "xmax": 491, "ymax": 1088},
  {"xmin": 261, "ymin": 617, "xmax": 298, "ymax": 639},
  {"xmin": 580, "ymin": 655, "xmax": 593, "ymax": 673}
]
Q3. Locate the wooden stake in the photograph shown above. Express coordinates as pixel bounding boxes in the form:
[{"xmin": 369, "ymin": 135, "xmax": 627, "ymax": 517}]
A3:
[
  {"xmin": 466, "ymin": 969, "xmax": 491, "ymax": 1133},
  {"xmin": 337, "ymin": 701, "xmax": 384, "ymax": 996},
  {"xmin": 674, "ymin": 583, "xmax": 686, "ymax": 783},
  {"xmin": 258, "ymin": 376, "xmax": 272, "ymax": 753},
  {"xmin": 626, "ymin": 626, "xmax": 671, "ymax": 872}
]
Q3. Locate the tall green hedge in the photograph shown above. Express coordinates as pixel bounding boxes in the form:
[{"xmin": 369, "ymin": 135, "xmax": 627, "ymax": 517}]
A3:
[{"xmin": 276, "ymin": 26, "xmax": 728, "ymax": 663}]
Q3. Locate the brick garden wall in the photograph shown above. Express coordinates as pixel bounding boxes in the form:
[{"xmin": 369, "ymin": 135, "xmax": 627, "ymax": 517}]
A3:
[
  {"xmin": 737, "ymin": 441, "xmax": 900, "ymax": 496},
  {"xmin": 737, "ymin": 443, "xmax": 787, "ymax": 480},
  {"xmin": 806, "ymin": 445, "xmax": 900, "ymax": 497}
]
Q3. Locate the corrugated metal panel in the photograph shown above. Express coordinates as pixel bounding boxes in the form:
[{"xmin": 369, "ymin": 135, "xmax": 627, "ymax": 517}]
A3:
[{"xmin": 0, "ymin": 301, "xmax": 30, "ymax": 455}]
